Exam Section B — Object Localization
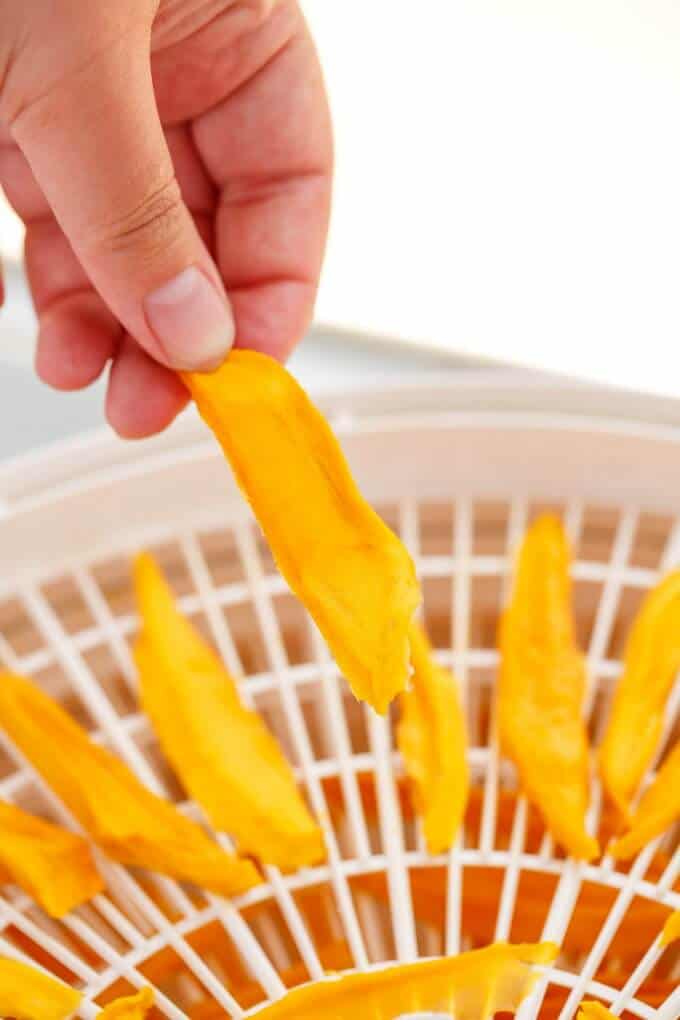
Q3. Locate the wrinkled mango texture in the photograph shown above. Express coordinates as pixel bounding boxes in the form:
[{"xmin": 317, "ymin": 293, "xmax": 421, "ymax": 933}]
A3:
[
  {"xmin": 0, "ymin": 671, "xmax": 260, "ymax": 896},
  {"xmin": 397, "ymin": 621, "xmax": 469, "ymax": 853},
  {"xmin": 0, "ymin": 800, "xmax": 103, "ymax": 917},
  {"xmin": 249, "ymin": 941, "xmax": 557, "ymax": 1020},
  {"xmin": 599, "ymin": 570, "xmax": 680, "ymax": 819},
  {"xmin": 185, "ymin": 352, "xmax": 421, "ymax": 714},
  {"xmin": 499, "ymin": 515, "xmax": 598, "ymax": 860},
  {"xmin": 134, "ymin": 551, "xmax": 324, "ymax": 871}
]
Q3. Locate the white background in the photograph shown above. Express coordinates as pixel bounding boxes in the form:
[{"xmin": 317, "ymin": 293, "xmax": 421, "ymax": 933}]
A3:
[{"xmin": 2, "ymin": 1, "xmax": 680, "ymax": 395}]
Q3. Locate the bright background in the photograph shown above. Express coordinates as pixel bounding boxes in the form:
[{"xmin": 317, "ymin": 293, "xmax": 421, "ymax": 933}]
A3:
[
  {"xmin": 2, "ymin": 1, "xmax": 680, "ymax": 396},
  {"xmin": 304, "ymin": 0, "xmax": 680, "ymax": 395}
]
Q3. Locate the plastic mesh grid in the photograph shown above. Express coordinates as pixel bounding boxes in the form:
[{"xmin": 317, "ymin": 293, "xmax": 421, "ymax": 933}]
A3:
[{"xmin": 0, "ymin": 486, "xmax": 678, "ymax": 1018}]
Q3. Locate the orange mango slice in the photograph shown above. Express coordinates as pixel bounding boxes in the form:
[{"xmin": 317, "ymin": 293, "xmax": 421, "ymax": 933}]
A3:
[
  {"xmin": 577, "ymin": 1003, "xmax": 616, "ymax": 1020},
  {"xmin": 0, "ymin": 672, "xmax": 260, "ymax": 896},
  {"xmin": 661, "ymin": 909, "xmax": 680, "ymax": 947},
  {"xmin": 185, "ymin": 352, "xmax": 420, "ymax": 714},
  {"xmin": 0, "ymin": 957, "xmax": 81, "ymax": 1020},
  {"xmin": 599, "ymin": 570, "xmax": 680, "ymax": 819},
  {"xmin": 133, "ymin": 552, "xmax": 324, "ymax": 871},
  {"xmin": 99, "ymin": 987, "xmax": 154, "ymax": 1020},
  {"xmin": 0, "ymin": 799, "xmax": 103, "ymax": 917},
  {"xmin": 611, "ymin": 740, "xmax": 680, "ymax": 859},
  {"xmin": 248, "ymin": 941, "xmax": 557, "ymax": 1020},
  {"xmin": 397, "ymin": 621, "xmax": 469, "ymax": 853},
  {"xmin": 498, "ymin": 515, "xmax": 598, "ymax": 860}
]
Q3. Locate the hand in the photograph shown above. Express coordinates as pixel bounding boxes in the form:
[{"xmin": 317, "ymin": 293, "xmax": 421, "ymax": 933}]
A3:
[{"xmin": 0, "ymin": 1, "xmax": 332, "ymax": 437}]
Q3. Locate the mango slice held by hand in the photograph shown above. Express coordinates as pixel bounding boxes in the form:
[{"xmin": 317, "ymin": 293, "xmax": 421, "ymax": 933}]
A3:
[
  {"xmin": 610, "ymin": 740, "xmax": 680, "ymax": 860},
  {"xmin": 0, "ymin": 672, "xmax": 260, "ymax": 896},
  {"xmin": 133, "ymin": 553, "xmax": 325, "ymax": 871},
  {"xmin": 250, "ymin": 941, "xmax": 557, "ymax": 1020},
  {"xmin": 0, "ymin": 957, "xmax": 82, "ymax": 1020},
  {"xmin": 599, "ymin": 570, "xmax": 680, "ymax": 820},
  {"xmin": 99, "ymin": 987, "xmax": 154, "ymax": 1020},
  {"xmin": 397, "ymin": 621, "xmax": 469, "ymax": 853},
  {"xmin": 0, "ymin": 800, "xmax": 103, "ymax": 918},
  {"xmin": 184, "ymin": 352, "xmax": 420, "ymax": 714},
  {"xmin": 499, "ymin": 516, "xmax": 599, "ymax": 860}
]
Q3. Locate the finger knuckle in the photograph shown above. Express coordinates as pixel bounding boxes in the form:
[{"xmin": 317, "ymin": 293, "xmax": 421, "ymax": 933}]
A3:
[{"xmin": 96, "ymin": 175, "xmax": 185, "ymax": 257}]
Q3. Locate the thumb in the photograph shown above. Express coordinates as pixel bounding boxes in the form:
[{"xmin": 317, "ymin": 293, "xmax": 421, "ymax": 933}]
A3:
[{"xmin": 9, "ymin": 29, "xmax": 233, "ymax": 371}]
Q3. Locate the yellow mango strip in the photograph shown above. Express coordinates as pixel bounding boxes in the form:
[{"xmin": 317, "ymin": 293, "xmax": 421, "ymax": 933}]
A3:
[
  {"xmin": 577, "ymin": 1003, "xmax": 616, "ymax": 1020},
  {"xmin": 0, "ymin": 957, "xmax": 82, "ymax": 1020},
  {"xmin": 396, "ymin": 621, "xmax": 469, "ymax": 853},
  {"xmin": 184, "ymin": 352, "xmax": 420, "ymax": 714},
  {"xmin": 599, "ymin": 570, "xmax": 680, "ymax": 819},
  {"xmin": 250, "ymin": 942, "xmax": 556, "ymax": 1020},
  {"xmin": 498, "ymin": 515, "xmax": 599, "ymax": 860},
  {"xmin": 0, "ymin": 672, "xmax": 260, "ymax": 896},
  {"xmin": 133, "ymin": 553, "xmax": 325, "ymax": 871},
  {"xmin": 661, "ymin": 910, "xmax": 680, "ymax": 946},
  {"xmin": 611, "ymin": 740, "xmax": 680, "ymax": 860},
  {"xmin": 99, "ymin": 987, "xmax": 154, "ymax": 1020},
  {"xmin": 0, "ymin": 800, "xmax": 103, "ymax": 918}
]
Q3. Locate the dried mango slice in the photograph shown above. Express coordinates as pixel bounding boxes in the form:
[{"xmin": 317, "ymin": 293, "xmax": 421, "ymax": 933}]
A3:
[
  {"xmin": 610, "ymin": 740, "xmax": 680, "ymax": 860},
  {"xmin": 184, "ymin": 352, "xmax": 420, "ymax": 714},
  {"xmin": 577, "ymin": 1003, "xmax": 616, "ymax": 1020},
  {"xmin": 396, "ymin": 621, "xmax": 469, "ymax": 853},
  {"xmin": 249, "ymin": 942, "xmax": 557, "ymax": 1020},
  {"xmin": 661, "ymin": 910, "xmax": 680, "ymax": 946},
  {"xmin": 133, "ymin": 552, "xmax": 325, "ymax": 871},
  {"xmin": 0, "ymin": 672, "xmax": 260, "ymax": 896},
  {"xmin": 0, "ymin": 957, "xmax": 81, "ymax": 1020},
  {"xmin": 0, "ymin": 800, "xmax": 103, "ymax": 918},
  {"xmin": 99, "ymin": 987, "xmax": 154, "ymax": 1020},
  {"xmin": 599, "ymin": 570, "xmax": 680, "ymax": 819},
  {"xmin": 498, "ymin": 515, "xmax": 599, "ymax": 860}
]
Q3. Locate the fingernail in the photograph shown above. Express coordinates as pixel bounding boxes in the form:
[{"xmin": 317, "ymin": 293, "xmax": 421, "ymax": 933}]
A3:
[{"xmin": 144, "ymin": 266, "xmax": 234, "ymax": 370}]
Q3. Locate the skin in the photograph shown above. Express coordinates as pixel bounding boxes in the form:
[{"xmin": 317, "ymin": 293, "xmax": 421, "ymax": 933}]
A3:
[{"xmin": 0, "ymin": 1, "xmax": 333, "ymax": 437}]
